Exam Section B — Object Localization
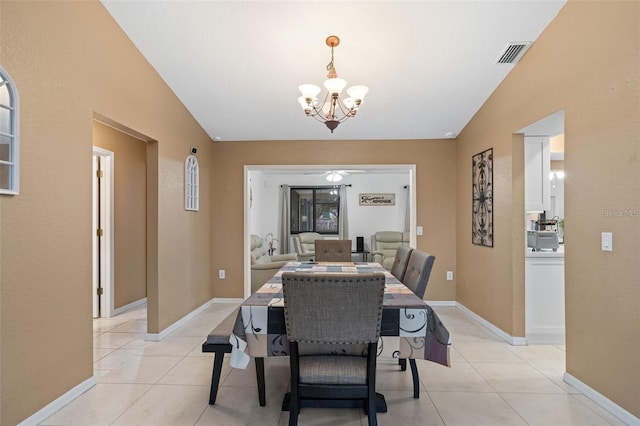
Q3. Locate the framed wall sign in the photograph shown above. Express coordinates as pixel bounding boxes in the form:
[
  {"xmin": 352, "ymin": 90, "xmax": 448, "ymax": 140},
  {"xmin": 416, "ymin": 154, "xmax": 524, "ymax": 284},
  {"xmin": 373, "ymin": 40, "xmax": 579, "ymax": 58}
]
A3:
[
  {"xmin": 472, "ymin": 148, "xmax": 493, "ymax": 247},
  {"xmin": 359, "ymin": 193, "xmax": 395, "ymax": 206}
]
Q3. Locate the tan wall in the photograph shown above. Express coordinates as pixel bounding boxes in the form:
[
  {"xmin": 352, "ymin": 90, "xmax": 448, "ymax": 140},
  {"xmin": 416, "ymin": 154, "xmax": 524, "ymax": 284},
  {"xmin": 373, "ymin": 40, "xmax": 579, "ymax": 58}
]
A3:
[
  {"xmin": 0, "ymin": 2, "xmax": 214, "ymax": 424},
  {"xmin": 211, "ymin": 139, "xmax": 457, "ymax": 302},
  {"xmin": 1, "ymin": 0, "xmax": 638, "ymax": 423},
  {"xmin": 93, "ymin": 122, "xmax": 147, "ymax": 309},
  {"xmin": 456, "ymin": 1, "xmax": 639, "ymax": 416}
]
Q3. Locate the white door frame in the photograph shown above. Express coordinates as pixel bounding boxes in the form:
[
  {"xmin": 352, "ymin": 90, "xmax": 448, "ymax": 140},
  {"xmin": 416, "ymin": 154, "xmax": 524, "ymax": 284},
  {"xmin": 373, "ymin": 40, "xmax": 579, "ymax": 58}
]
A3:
[
  {"xmin": 92, "ymin": 147, "xmax": 115, "ymax": 318},
  {"xmin": 243, "ymin": 164, "xmax": 417, "ymax": 298}
]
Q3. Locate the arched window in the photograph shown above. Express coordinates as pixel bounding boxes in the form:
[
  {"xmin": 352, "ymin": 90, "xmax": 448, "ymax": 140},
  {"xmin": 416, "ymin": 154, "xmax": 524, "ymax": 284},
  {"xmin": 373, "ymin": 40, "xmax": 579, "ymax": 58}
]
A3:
[
  {"xmin": 0, "ymin": 68, "xmax": 19, "ymax": 195},
  {"xmin": 185, "ymin": 155, "xmax": 199, "ymax": 211}
]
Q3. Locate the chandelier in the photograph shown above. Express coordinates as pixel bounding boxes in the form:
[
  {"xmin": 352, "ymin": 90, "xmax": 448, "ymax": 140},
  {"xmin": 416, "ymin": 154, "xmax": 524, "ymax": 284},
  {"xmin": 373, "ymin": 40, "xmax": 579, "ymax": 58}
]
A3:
[{"xmin": 298, "ymin": 36, "xmax": 368, "ymax": 133}]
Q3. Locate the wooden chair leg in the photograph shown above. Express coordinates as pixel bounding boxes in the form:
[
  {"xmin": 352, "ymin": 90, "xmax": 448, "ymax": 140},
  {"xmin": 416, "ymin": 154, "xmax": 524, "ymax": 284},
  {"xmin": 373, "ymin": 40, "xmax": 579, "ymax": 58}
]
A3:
[
  {"xmin": 409, "ymin": 358, "xmax": 419, "ymax": 398},
  {"xmin": 255, "ymin": 357, "xmax": 266, "ymax": 406}
]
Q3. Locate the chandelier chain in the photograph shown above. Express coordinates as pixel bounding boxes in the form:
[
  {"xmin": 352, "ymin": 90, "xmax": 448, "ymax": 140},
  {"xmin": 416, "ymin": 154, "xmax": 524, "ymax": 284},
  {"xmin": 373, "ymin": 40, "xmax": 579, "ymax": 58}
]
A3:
[{"xmin": 326, "ymin": 45, "xmax": 335, "ymax": 72}]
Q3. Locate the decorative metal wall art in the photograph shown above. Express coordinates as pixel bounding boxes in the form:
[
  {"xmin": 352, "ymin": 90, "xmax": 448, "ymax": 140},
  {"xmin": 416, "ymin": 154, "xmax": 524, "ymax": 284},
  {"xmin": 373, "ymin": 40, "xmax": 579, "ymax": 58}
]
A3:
[{"xmin": 472, "ymin": 148, "xmax": 493, "ymax": 247}]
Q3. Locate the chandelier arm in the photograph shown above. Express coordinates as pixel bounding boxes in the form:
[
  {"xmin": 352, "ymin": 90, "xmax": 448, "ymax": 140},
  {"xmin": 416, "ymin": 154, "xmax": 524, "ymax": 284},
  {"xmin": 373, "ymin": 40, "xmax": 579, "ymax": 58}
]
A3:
[{"xmin": 332, "ymin": 98, "xmax": 356, "ymax": 122}]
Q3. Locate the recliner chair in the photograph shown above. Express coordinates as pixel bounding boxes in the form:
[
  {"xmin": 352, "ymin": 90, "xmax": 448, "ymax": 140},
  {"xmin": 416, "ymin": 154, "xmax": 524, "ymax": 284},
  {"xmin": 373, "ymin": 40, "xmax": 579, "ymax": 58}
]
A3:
[
  {"xmin": 292, "ymin": 232, "xmax": 323, "ymax": 261},
  {"xmin": 370, "ymin": 231, "xmax": 410, "ymax": 270},
  {"xmin": 250, "ymin": 234, "xmax": 297, "ymax": 293}
]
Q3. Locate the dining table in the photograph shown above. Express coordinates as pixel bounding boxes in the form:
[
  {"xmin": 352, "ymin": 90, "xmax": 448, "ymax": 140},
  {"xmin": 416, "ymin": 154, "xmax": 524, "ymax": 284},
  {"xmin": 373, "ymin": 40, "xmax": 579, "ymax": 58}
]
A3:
[{"xmin": 228, "ymin": 261, "xmax": 451, "ymax": 410}]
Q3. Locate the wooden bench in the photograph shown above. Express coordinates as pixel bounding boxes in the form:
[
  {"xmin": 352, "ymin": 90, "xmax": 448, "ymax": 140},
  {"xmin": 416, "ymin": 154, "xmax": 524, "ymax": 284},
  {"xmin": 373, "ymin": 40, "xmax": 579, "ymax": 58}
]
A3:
[{"xmin": 201, "ymin": 307, "xmax": 266, "ymax": 406}]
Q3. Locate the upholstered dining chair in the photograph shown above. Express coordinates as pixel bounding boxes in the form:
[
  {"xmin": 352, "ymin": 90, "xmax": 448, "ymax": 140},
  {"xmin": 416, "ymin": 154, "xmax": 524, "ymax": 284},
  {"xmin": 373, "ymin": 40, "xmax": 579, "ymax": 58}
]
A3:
[
  {"xmin": 398, "ymin": 249, "xmax": 436, "ymax": 398},
  {"xmin": 282, "ymin": 272, "xmax": 386, "ymax": 426},
  {"xmin": 390, "ymin": 245, "xmax": 414, "ymax": 281},
  {"xmin": 314, "ymin": 239, "xmax": 352, "ymax": 262}
]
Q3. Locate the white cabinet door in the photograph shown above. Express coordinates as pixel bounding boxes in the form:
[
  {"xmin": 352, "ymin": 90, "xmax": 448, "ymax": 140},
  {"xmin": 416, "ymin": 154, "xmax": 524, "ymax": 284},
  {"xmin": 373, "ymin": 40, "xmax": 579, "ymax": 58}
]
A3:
[
  {"xmin": 525, "ymin": 136, "xmax": 551, "ymax": 211},
  {"xmin": 525, "ymin": 257, "xmax": 565, "ymax": 344}
]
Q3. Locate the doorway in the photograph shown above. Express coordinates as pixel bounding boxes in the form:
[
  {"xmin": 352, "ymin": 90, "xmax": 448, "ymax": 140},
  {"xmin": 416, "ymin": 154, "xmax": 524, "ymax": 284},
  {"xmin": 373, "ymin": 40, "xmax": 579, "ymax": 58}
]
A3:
[
  {"xmin": 243, "ymin": 164, "xmax": 417, "ymax": 298},
  {"xmin": 92, "ymin": 147, "xmax": 115, "ymax": 318},
  {"xmin": 518, "ymin": 109, "xmax": 566, "ymax": 344},
  {"xmin": 92, "ymin": 114, "xmax": 157, "ymax": 326}
]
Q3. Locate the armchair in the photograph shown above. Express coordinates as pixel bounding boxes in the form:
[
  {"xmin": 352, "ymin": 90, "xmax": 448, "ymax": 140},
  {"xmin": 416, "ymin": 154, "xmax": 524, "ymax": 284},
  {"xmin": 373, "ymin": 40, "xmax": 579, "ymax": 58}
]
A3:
[
  {"xmin": 370, "ymin": 231, "xmax": 410, "ymax": 270},
  {"xmin": 292, "ymin": 232, "xmax": 323, "ymax": 261},
  {"xmin": 250, "ymin": 234, "xmax": 297, "ymax": 293}
]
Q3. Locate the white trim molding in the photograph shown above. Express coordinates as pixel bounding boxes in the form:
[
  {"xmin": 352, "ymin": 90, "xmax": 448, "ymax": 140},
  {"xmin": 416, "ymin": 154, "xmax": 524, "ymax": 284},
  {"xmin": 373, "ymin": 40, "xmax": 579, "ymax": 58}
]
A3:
[
  {"xmin": 17, "ymin": 376, "xmax": 96, "ymax": 426},
  {"xmin": 145, "ymin": 298, "xmax": 243, "ymax": 341},
  {"xmin": 564, "ymin": 373, "xmax": 640, "ymax": 426},
  {"xmin": 426, "ymin": 300, "xmax": 457, "ymax": 307},
  {"xmin": 456, "ymin": 302, "xmax": 527, "ymax": 346},
  {"xmin": 112, "ymin": 297, "xmax": 147, "ymax": 317}
]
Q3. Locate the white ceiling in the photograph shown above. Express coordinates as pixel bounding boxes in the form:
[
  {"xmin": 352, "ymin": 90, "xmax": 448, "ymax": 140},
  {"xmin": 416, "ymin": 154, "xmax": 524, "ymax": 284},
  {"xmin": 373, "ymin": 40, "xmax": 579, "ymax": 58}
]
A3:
[{"xmin": 101, "ymin": 1, "xmax": 566, "ymax": 142}]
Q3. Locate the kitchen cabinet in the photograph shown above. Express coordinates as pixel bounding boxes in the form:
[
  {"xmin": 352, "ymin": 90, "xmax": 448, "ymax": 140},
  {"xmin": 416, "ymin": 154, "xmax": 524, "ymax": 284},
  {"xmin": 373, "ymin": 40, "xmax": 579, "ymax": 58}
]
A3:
[
  {"xmin": 524, "ymin": 136, "xmax": 551, "ymax": 212},
  {"xmin": 525, "ymin": 252, "xmax": 565, "ymax": 344}
]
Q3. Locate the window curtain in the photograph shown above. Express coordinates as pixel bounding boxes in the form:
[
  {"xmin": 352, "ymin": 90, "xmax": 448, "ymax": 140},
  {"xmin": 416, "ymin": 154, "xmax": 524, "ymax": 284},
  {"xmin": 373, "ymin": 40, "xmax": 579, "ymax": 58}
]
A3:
[
  {"xmin": 338, "ymin": 184, "xmax": 349, "ymax": 239},
  {"xmin": 403, "ymin": 185, "xmax": 410, "ymax": 233},
  {"xmin": 279, "ymin": 184, "xmax": 290, "ymax": 254}
]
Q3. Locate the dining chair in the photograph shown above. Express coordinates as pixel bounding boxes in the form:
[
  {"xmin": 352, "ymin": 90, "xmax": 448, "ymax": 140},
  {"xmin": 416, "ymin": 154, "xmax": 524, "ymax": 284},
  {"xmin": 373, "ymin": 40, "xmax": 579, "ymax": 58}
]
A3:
[
  {"xmin": 390, "ymin": 245, "xmax": 414, "ymax": 281},
  {"xmin": 282, "ymin": 272, "xmax": 386, "ymax": 426},
  {"xmin": 314, "ymin": 239, "xmax": 352, "ymax": 262},
  {"xmin": 398, "ymin": 249, "xmax": 436, "ymax": 398}
]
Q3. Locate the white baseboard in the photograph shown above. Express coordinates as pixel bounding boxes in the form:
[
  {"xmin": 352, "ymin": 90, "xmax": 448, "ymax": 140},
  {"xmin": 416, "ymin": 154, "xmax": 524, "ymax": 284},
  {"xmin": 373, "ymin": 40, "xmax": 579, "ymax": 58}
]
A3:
[
  {"xmin": 17, "ymin": 376, "xmax": 96, "ymax": 426},
  {"xmin": 146, "ymin": 298, "xmax": 217, "ymax": 341},
  {"xmin": 425, "ymin": 300, "xmax": 457, "ymax": 307},
  {"xmin": 564, "ymin": 372, "xmax": 640, "ymax": 426},
  {"xmin": 112, "ymin": 297, "xmax": 147, "ymax": 317},
  {"xmin": 456, "ymin": 302, "xmax": 527, "ymax": 346},
  {"xmin": 212, "ymin": 297, "xmax": 244, "ymax": 304},
  {"xmin": 525, "ymin": 326, "xmax": 566, "ymax": 345},
  {"xmin": 145, "ymin": 298, "xmax": 244, "ymax": 341}
]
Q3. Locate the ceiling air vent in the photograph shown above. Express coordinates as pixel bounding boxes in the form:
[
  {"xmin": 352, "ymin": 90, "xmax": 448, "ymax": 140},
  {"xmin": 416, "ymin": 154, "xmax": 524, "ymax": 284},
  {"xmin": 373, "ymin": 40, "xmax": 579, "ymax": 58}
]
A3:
[{"xmin": 496, "ymin": 42, "xmax": 531, "ymax": 64}]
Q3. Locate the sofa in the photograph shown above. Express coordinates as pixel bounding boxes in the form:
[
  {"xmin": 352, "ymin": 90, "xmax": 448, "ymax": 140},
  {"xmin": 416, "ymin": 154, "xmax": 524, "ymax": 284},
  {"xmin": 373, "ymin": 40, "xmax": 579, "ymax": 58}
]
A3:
[
  {"xmin": 250, "ymin": 234, "xmax": 297, "ymax": 293},
  {"xmin": 370, "ymin": 231, "xmax": 410, "ymax": 270},
  {"xmin": 292, "ymin": 232, "xmax": 323, "ymax": 262}
]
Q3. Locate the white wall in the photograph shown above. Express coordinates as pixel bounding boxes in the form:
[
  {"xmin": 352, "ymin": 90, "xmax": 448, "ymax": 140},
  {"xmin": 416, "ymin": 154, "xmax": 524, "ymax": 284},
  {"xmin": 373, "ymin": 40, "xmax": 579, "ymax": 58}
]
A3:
[{"xmin": 248, "ymin": 171, "xmax": 410, "ymax": 253}]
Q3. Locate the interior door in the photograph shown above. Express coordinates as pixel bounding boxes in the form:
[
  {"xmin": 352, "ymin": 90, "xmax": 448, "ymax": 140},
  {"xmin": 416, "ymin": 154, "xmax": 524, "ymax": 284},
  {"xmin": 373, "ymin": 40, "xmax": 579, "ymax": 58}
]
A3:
[
  {"xmin": 92, "ymin": 148, "xmax": 114, "ymax": 318},
  {"xmin": 92, "ymin": 154, "xmax": 103, "ymax": 317}
]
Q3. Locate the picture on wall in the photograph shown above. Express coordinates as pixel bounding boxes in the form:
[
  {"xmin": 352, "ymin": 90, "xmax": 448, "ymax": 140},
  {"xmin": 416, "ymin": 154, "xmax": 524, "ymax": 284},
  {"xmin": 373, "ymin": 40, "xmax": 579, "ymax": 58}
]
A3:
[
  {"xmin": 359, "ymin": 193, "xmax": 395, "ymax": 206},
  {"xmin": 472, "ymin": 148, "xmax": 493, "ymax": 247}
]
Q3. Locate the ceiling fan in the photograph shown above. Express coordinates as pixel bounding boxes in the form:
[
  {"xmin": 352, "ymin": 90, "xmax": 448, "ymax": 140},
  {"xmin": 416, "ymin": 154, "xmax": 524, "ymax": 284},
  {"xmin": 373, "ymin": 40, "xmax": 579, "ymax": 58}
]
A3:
[{"xmin": 305, "ymin": 169, "xmax": 365, "ymax": 182}]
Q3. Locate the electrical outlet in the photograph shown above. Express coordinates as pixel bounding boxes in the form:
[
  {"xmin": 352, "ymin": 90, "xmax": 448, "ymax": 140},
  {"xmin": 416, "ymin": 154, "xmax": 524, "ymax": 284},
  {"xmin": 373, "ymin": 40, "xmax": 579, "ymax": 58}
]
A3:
[
  {"xmin": 446, "ymin": 271, "xmax": 453, "ymax": 281},
  {"xmin": 218, "ymin": 269, "xmax": 225, "ymax": 279}
]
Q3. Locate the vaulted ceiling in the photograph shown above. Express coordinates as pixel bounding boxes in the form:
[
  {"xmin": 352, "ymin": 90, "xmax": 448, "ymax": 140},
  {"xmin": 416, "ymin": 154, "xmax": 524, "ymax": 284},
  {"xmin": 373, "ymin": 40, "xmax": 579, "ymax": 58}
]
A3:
[{"xmin": 102, "ymin": 1, "xmax": 566, "ymax": 142}]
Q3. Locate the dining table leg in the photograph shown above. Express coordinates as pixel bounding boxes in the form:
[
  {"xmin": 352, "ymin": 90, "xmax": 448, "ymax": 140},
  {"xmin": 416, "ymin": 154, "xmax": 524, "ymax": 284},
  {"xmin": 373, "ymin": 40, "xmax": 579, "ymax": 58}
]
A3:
[{"xmin": 255, "ymin": 357, "xmax": 266, "ymax": 406}]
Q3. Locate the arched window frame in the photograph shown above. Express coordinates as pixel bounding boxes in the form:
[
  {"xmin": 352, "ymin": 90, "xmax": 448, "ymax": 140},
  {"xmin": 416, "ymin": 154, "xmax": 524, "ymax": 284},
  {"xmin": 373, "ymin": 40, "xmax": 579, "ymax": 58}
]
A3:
[
  {"xmin": 0, "ymin": 67, "xmax": 20, "ymax": 195},
  {"xmin": 185, "ymin": 154, "xmax": 199, "ymax": 211}
]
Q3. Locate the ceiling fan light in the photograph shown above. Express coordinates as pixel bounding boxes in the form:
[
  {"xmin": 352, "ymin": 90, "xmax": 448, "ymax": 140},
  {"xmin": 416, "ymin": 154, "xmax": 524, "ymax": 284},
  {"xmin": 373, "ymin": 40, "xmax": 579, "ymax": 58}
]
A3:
[
  {"xmin": 347, "ymin": 85, "xmax": 368, "ymax": 102},
  {"xmin": 323, "ymin": 77, "xmax": 347, "ymax": 95},
  {"xmin": 326, "ymin": 172, "xmax": 343, "ymax": 182}
]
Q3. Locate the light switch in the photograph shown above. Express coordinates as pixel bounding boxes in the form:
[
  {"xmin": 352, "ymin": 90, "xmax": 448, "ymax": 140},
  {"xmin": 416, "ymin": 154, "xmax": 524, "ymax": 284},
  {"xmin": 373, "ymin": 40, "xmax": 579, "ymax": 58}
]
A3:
[
  {"xmin": 601, "ymin": 232, "xmax": 613, "ymax": 252},
  {"xmin": 416, "ymin": 226, "xmax": 423, "ymax": 236}
]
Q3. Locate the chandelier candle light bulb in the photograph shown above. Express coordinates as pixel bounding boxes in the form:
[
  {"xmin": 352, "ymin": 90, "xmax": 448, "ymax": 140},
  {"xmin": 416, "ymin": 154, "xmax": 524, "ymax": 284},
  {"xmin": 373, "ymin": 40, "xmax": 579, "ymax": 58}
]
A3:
[{"xmin": 298, "ymin": 35, "xmax": 368, "ymax": 133}]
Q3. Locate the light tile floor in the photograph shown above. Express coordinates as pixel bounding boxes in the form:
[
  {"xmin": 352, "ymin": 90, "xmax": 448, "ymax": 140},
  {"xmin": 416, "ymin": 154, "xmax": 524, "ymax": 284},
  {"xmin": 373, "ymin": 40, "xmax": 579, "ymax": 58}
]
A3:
[{"xmin": 41, "ymin": 303, "xmax": 627, "ymax": 425}]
